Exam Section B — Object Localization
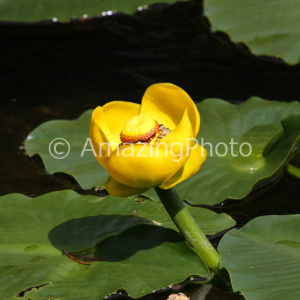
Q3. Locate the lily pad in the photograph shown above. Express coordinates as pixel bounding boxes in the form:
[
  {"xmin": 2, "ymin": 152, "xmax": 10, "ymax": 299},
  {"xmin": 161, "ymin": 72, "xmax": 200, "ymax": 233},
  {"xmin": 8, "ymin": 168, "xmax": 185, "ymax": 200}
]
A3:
[
  {"xmin": 218, "ymin": 215, "xmax": 300, "ymax": 300},
  {"xmin": 25, "ymin": 97, "xmax": 300, "ymax": 205},
  {"xmin": 204, "ymin": 0, "xmax": 300, "ymax": 64},
  {"xmin": 25, "ymin": 110, "xmax": 109, "ymax": 190},
  {"xmin": 134, "ymin": 198, "xmax": 236, "ymax": 235},
  {"xmin": 173, "ymin": 98, "xmax": 300, "ymax": 205},
  {"xmin": 0, "ymin": 0, "xmax": 181, "ymax": 23},
  {"xmin": 0, "ymin": 190, "xmax": 235, "ymax": 299}
]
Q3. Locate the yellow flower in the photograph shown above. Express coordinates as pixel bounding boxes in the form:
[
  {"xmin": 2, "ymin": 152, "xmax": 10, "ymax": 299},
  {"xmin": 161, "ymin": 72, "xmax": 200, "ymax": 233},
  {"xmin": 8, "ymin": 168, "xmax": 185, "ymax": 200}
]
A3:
[{"xmin": 90, "ymin": 83, "xmax": 207, "ymax": 196}]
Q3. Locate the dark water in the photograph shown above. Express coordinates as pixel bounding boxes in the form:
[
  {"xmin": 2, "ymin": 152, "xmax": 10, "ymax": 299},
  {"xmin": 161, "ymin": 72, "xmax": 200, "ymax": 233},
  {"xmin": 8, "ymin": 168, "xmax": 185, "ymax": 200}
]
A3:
[{"xmin": 1, "ymin": 0, "xmax": 300, "ymax": 299}]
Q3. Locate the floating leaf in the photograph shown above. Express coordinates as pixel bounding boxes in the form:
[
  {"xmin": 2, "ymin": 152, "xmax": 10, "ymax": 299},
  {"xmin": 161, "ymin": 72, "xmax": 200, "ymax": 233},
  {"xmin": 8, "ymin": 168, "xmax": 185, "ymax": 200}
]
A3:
[
  {"xmin": 25, "ymin": 98, "xmax": 300, "ymax": 205},
  {"xmin": 135, "ymin": 199, "xmax": 236, "ymax": 235},
  {"xmin": 25, "ymin": 110, "xmax": 108, "ymax": 190},
  {"xmin": 0, "ymin": 190, "xmax": 234, "ymax": 299},
  {"xmin": 0, "ymin": 0, "xmax": 181, "ymax": 23},
  {"xmin": 218, "ymin": 215, "xmax": 300, "ymax": 300},
  {"xmin": 172, "ymin": 99, "xmax": 300, "ymax": 205},
  {"xmin": 204, "ymin": 0, "xmax": 300, "ymax": 64}
]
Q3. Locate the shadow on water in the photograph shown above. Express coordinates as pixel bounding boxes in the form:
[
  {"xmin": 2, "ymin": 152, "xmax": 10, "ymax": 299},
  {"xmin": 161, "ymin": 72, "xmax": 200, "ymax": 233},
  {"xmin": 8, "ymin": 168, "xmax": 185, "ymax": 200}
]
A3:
[{"xmin": 221, "ymin": 170, "xmax": 300, "ymax": 225}]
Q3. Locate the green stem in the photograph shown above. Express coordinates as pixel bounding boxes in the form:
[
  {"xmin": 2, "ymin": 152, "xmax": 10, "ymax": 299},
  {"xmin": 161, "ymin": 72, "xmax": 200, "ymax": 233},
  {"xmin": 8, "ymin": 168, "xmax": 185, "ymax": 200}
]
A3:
[
  {"xmin": 286, "ymin": 164, "xmax": 300, "ymax": 179},
  {"xmin": 155, "ymin": 187, "xmax": 220, "ymax": 272}
]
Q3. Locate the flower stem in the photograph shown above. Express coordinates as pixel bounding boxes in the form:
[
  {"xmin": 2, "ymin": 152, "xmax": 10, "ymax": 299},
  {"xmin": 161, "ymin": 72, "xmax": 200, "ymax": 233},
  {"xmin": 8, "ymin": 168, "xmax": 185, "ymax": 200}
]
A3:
[
  {"xmin": 286, "ymin": 163, "xmax": 300, "ymax": 179},
  {"xmin": 155, "ymin": 187, "xmax": 220, "ymax": 272}
]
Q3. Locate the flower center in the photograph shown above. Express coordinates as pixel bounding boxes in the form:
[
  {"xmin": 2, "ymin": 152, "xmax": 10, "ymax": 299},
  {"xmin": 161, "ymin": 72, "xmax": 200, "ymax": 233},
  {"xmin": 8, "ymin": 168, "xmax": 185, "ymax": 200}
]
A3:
[{"xmin": 120, "ymin": 115, "xmax": 160, "ymax": 144}]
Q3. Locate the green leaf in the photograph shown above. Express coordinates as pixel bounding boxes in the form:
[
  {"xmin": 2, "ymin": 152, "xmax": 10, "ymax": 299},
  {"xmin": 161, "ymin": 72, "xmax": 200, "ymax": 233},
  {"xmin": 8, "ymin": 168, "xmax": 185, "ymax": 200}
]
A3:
[
  {"xmin": 204, "ymin": 0, "xmax": 300, "ymax": 64},
  {"xmin": 0, "ymin": 0, "xmax": 182, "ymax": 23},
  {"xmin": 136, "ymin": 200, "xmax": 236, "ymax": 236},
  {"xmin": 25, "ymin": 109, "xmax": 108, "ymax": 190},
  {"xmin": 25, "ymin": 97, "xmax": 300, "ymax": 205},
  {"xmin": 218, "ymin": 215, "xmax": 300, "ymax": 300},
  {"xmin": 0, "ymin": 190, "xmax": 234, "ymax": 299},
  {"xmin": 172, "ymin": 98, "xmax": 300, "ymax": 205}
]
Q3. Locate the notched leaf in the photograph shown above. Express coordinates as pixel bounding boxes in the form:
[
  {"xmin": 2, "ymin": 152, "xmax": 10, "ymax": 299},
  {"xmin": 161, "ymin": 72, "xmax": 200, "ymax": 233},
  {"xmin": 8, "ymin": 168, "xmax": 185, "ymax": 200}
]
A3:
[{"xmin": 18, "ymin": 282, "xmax": 50, "ymax": 297}]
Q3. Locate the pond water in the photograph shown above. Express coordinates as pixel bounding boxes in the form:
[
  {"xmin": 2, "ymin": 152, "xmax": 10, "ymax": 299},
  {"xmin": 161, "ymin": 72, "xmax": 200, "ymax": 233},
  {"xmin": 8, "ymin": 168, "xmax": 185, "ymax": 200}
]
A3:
[{"xmin": 1, "ymin": 1, "xmax": 300, "ymax": 299}]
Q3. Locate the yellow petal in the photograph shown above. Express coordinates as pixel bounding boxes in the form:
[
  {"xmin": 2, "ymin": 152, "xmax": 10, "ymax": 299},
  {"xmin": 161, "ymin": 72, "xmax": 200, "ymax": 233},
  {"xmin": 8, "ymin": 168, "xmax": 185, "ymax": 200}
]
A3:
[
  {"xmin": 106, "ymin": 176, "xmax": 148, "ymax": 197},
  {"xmin": 102, "ymin": 101, "xmax": 140, "ymax": 140},
  {"xmin": 160, "ymin": 108, "xmax": 194, "ymax": 158},
  {"xmin": 90, "ymin": 102, "xmax": 140, "ymax": 165},
  {"xmin": 159, "ymin": 144, "xmax": 207, "ymax": 189},
  {"xmin": 106, "ymin": 143, "xmax": 187, "ymax": 188},
  {"xmin": 90, "ymin": 107, "xmax": 113, "ymax": 166},
  {"xmin": 140, "ymin": 83, "xmax": 200, "ymax": 136}
]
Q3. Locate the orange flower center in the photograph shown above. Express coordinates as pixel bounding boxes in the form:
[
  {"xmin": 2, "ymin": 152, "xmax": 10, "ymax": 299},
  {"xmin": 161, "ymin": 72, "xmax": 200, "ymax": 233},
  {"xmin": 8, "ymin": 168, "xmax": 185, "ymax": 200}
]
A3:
[{"xmin": 120, "ymin": 115, "xmax": 160, "ymax": 144}]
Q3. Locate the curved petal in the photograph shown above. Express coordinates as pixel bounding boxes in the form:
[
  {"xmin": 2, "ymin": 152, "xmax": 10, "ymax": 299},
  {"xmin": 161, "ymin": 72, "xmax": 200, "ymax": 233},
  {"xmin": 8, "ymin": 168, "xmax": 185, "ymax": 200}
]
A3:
[
  {"xmin": 160, "ymin": 108, "xmax": 194, "ymax": 158},
  {"xmin": 90, "ymin": 102, "xmax": 140, "ymax": 166},
  {"xmin": 106, "ymin": 143, "xmax": 187, "ymax": 189},
  {"xmin": 102, "ymin": 101, "xmax": 140, "ymax": 140},
  {"xmin": 159, "ymin": 144, "xmax": 207, "ymax": 189},
  {"xmin": 90, "ymin": 107, "xmax": 114, "ymax": 166},
  {"xmin": 140, "ymin": 83, "xmax": 200, "ymax": 136},
  {"xmin": 106, "ymin": 176, "xmax": 148, "ymax": 197}
]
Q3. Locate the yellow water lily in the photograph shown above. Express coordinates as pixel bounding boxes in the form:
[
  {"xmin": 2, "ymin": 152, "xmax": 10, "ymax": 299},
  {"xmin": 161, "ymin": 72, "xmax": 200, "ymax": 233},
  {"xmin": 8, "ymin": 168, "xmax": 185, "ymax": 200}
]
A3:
[{"xmin": 90, "ymin": 83, "xmax": 206, "ymax": 196}]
